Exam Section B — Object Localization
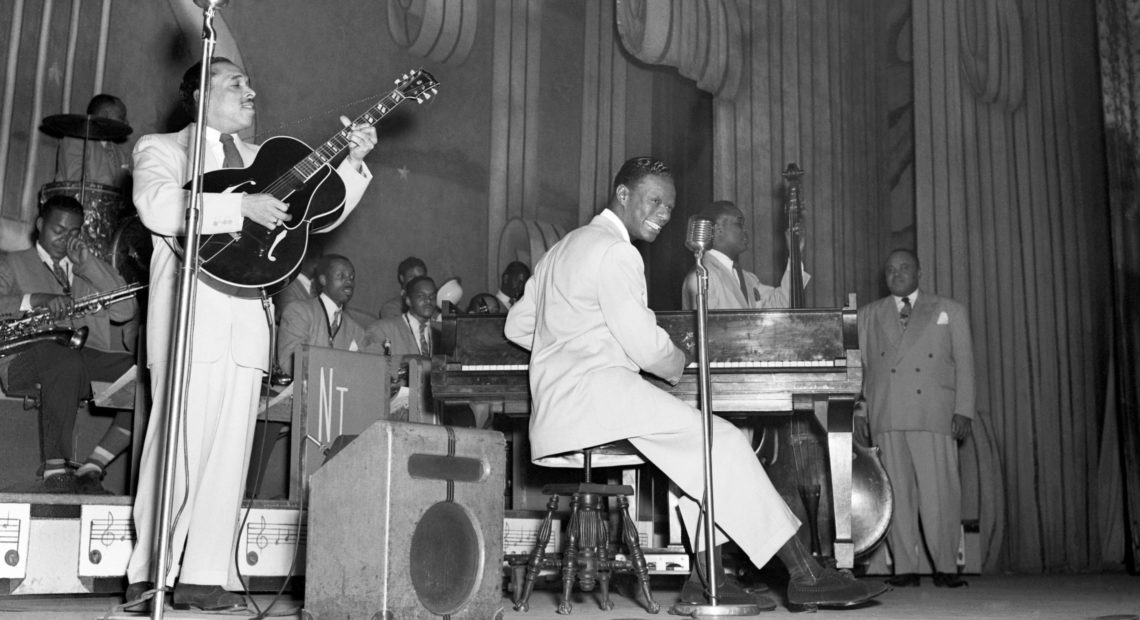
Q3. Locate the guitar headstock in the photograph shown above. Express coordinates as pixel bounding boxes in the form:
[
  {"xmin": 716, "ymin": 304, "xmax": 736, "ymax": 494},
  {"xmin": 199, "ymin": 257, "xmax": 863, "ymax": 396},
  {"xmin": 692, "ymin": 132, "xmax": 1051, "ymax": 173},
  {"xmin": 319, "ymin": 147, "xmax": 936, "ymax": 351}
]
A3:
[{"xmin": 395, "ymin": 69, "xmax": 440, "ymax": 104}]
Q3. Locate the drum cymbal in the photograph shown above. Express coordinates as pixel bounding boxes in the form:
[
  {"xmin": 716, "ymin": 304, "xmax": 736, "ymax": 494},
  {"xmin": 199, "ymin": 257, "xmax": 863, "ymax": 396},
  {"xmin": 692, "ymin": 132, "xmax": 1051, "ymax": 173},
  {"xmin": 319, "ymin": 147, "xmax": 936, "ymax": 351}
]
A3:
[{"xmin": 42, "ymin": 113, "xmax": 132, "ymax": 141}]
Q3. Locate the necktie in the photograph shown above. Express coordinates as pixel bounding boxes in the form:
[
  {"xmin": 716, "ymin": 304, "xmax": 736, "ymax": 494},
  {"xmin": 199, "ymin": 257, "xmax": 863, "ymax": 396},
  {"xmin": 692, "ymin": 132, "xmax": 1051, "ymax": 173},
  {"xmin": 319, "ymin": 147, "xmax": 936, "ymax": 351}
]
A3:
[
  {"xmin": 899, "ymin": 296, "xmax": 912, "ymax": 329},
  {"xmin": 51, "ymin": 259, "xmax": 70, "ymax": 295},
  {"xmin": 329, "ymin": 308, "xmax": 342, "ymax": 344},
  {"xmin": 733, "ymin": 262, "xmax": 750, "ymax": 303},
  {"xmin": 219, "ymin": 133, "xmax": 243, "ymax": 169},
  {"xmin": 418, "ymin": 320, "xmax": 430, "ymax": 355}
]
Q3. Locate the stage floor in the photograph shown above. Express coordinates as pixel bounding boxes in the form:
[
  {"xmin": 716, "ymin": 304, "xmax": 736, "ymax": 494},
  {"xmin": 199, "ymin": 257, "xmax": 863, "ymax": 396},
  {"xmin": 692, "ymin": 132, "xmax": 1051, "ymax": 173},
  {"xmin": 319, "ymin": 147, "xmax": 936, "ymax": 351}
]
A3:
[{"xmin": 0, "ymin": 573, "xmax": 1136, "ymax": 619}]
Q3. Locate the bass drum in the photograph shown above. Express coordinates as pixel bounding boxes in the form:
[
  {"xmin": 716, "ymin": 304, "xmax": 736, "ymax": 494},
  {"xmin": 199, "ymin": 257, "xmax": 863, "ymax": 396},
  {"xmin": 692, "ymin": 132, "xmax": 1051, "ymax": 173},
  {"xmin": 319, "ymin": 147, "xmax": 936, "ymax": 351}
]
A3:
[
  {"xmin": 110, "ymin": 215, "xmax": 153, "ymax": 286},
  {"xmin": 39, "ymin": 181, "xmax": 128, "ymax": 263}
]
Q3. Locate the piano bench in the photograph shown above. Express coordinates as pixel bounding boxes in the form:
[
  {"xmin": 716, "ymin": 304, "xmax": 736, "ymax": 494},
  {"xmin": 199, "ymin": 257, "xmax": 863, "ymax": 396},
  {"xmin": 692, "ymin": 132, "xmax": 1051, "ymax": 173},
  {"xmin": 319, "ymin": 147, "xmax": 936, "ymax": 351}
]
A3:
[{"xmin": 512, "ymin": 442, "xmax": 660, "ymax": 615}]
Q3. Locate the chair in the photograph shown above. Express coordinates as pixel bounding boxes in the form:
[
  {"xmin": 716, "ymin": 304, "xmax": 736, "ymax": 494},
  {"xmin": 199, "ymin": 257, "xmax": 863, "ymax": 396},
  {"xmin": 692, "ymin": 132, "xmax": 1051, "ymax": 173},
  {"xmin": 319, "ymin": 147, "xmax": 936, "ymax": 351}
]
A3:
[{"xmin": 513, "ymin": 440, "xmax": 660, "ymax": 615}]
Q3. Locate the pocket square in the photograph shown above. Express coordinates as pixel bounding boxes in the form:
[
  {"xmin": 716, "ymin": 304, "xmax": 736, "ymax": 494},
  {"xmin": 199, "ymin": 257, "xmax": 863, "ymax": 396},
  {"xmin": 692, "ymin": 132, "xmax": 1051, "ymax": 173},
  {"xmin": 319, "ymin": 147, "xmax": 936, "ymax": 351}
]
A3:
[{"xmin": 937, "ymin": 311, "xmax": 949, "ymax": 325}]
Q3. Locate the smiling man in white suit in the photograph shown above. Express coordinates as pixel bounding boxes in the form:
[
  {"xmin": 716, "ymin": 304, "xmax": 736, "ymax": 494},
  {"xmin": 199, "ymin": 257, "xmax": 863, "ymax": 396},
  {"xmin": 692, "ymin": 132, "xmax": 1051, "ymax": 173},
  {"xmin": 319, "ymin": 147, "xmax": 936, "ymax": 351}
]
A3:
[
  {"xmin": 855, "ymin": 248, "xmax": 975, "ymax": 589},
  {"xmin": 505, "ymin": 156, "xmax": 887, "ymax": 611},
  {"xmin": 124, "ymin": 57, "xmax": 376, "ymax": 612}
]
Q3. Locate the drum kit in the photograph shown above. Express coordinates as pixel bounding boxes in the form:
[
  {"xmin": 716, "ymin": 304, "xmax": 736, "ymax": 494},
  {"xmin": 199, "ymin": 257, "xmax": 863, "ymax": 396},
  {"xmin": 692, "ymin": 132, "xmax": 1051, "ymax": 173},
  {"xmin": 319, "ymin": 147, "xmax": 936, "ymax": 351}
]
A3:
[{"xmin": 38, "ymin": 113, "xmax": 151, "ymax": 284}]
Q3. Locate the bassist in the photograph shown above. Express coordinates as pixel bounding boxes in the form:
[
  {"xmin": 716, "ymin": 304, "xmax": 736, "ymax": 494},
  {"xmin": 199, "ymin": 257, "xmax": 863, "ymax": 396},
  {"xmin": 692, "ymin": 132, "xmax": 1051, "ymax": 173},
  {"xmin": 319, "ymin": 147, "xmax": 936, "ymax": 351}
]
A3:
[{"xmin": 124, "ymin": 57, "xmax": 376, "ymax": 612}]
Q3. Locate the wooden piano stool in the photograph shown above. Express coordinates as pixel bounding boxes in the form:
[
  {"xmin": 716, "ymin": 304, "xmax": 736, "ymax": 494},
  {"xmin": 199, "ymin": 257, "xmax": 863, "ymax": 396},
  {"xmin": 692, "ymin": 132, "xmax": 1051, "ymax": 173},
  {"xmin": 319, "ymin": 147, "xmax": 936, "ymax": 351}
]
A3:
[{"xmin": 513, "ymin": 441, "xmax": 660, "ymax": 616}]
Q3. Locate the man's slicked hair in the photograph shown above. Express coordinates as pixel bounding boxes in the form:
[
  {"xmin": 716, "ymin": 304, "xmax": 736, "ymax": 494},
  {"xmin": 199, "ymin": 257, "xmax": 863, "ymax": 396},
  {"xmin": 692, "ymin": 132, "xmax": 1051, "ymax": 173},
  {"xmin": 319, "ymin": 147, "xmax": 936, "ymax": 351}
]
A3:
[
  {"xmin": 612, "ymin": 156, "xmax": 671, "ymax": 194},
  {"xmin": 179, "ymin": 56, "xmax": 235, "ymax": 117}
]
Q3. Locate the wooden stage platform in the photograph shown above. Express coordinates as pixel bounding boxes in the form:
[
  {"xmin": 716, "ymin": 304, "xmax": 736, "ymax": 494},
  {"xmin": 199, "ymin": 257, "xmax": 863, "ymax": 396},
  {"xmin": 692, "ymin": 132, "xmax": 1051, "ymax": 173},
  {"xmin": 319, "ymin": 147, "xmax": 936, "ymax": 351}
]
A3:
[{"xmin": 0, "ymin": 573, "xmax": 1136, "ymax": 619}]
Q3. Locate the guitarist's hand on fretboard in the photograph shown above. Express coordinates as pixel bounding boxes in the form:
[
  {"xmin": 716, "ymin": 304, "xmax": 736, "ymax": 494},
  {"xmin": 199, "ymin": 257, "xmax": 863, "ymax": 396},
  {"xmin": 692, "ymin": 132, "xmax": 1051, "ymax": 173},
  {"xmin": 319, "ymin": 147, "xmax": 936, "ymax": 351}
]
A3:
[
  {"xmin": 241, "ymin": 193, "xmax": 291, "ymax": 230},
  {"xmin": 340, "ymin": 115, "xmax": 378, "ymax": 173}
]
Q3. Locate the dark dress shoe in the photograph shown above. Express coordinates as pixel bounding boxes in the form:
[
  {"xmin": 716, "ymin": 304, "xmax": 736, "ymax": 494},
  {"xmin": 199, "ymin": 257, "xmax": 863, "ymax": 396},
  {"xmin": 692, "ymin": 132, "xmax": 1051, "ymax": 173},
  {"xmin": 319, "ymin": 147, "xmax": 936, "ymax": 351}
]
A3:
[
  {"xmin": 122, "ymin": 581, "xmax": 154, "ymax": 613},
  {"xmin": 886, "ymin": 573, "xmax": 921, "ymax": 587},
  {"xmin": 172, "ymin": 583, "xmax": 246, "ymax": 611},
  {"xmin": 787, "ymin": 567, "xmax": 890, "ymax": 611},
  {"xmin": 677, "ymin": 579, "xmax": 777, "ymax": 611},
  {"xmin": 75, "ymin": 471, "xmax": 112, "ymax": 495},
  {"xmin": 933, "ymin": 572, "xmax": 969, "ymax": 588}
]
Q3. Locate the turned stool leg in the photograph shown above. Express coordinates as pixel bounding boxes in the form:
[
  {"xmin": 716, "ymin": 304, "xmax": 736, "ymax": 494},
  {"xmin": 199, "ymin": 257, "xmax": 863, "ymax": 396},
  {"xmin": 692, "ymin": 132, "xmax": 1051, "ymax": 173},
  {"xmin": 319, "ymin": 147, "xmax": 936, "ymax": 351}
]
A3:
[
  {"xmin": 618, "ymin": 495, "xmax": 659, "ymax": 614},
  {"xmin": 596, "ymin": 511, "xmax": 614, "ymax": 611},
  {"xmin": 558, "ymin": 494, "xmax": 582, "ymax": 615},
  {"xmin": 514, "ymin": 494, "xmax": 560, "ymax": 612}
]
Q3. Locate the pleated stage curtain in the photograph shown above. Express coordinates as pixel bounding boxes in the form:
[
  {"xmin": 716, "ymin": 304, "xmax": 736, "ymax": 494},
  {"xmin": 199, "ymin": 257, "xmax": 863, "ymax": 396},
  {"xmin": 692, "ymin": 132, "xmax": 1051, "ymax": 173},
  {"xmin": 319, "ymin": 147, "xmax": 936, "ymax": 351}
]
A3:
[
  {"xmin": 913, "ymin": 0, "xmax": 1114, "ymax": 571},
  {"xmin": 1096, "ymin": 0, "xmax": 1140, "ymax": 572}
]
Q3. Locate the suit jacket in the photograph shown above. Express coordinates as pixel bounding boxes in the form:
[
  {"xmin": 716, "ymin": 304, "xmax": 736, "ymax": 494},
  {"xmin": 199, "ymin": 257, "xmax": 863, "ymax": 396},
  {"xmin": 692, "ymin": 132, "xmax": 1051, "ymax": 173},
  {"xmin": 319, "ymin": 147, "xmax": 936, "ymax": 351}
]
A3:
[
  {"xmin": 378, "ymin": 294, "xmax": 404, "ymax": 319},
  {"xmin": 273, "ymin": 275, "xmax": 315, "ymax": 324},
  {"xmin": 362, "ymin": 315, "xmax": 435, "ymax": 357},
  {"xmin": 857, "ymin": 291, "xmax": 976, "ymax": 436},
  {"xmin": 681, "ymin": 253, "xmax": 807, "ymax": 310},
  {"xmin": 133, "ymin": 124, "xmax": 370, "ymax": 370},
  {"xmin": 0, "ymin": 247, "xmax": 135, "ymax": 365},
  {"xmin": 276, "ymin": 296, "xmax": 366, "ymax": 372},
  {"xmin": 505, "ymin": 211, "xmax": 688, "ymax": 459}
]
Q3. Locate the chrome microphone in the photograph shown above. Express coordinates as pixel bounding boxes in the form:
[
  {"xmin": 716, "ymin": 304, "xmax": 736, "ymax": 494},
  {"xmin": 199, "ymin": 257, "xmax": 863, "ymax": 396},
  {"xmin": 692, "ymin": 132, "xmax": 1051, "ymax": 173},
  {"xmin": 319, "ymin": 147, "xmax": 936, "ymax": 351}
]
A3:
[
  {"xmin": 194, "ymin": 0, "xmax": 231, "ymax": 9},
  {"xmin": 685, "ymin": 215, "xmax": 714, "ymax": 253}
]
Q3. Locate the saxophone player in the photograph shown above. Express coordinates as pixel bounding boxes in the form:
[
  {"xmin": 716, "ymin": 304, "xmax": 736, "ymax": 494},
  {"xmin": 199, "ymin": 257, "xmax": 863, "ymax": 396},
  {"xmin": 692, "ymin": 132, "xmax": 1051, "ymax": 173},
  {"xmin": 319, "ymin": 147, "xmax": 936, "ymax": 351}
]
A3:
[{"xmin": 0, "ymin": 195, "xmax": 137, "ymax": 494}]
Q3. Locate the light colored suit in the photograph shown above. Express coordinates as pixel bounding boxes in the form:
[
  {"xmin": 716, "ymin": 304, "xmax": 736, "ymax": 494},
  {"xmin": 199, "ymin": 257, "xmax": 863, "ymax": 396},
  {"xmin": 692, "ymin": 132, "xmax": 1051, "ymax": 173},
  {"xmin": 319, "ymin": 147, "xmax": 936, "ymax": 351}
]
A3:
[
  {"xmin": 378, "ymin": 294, "xmax": 404, "ymax": 319},
  {"xmin": 505, "ymin": 210, "xmax": 799, "ymax": 566},
  {"xmin": 857, "ymin": 290, "xmax": 975, "ymax": 573},
  {"xmin": 127, "ymin": 124, "xmax": 370, "ymax": 587},
  {"xmin": 276, "ymin": 296, "xmax": 366, "ymax": 372},
  {"xmin": 681, "ymin": 251, "xmax": 807, "ymax": 310}
]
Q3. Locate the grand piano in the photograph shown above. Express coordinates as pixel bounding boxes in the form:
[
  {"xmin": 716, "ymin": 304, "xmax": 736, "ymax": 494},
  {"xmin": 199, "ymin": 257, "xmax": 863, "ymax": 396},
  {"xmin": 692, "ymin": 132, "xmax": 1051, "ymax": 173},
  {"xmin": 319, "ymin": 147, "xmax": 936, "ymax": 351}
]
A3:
[{"xmin": 431, "ymin": 307, "xmax": 864, "ymax": 568}]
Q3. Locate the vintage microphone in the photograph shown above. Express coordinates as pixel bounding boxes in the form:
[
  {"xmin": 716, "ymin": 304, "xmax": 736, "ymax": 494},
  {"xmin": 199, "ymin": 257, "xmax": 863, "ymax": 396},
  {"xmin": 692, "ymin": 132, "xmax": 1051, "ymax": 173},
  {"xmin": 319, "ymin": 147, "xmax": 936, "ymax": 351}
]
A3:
[
  {"xmin": 149, "ymin": 2, "xmax": 228, "ymax": 618},
  {"xmin": 678, "ymin": 216, "xmax": 762, "ymax": 617}
]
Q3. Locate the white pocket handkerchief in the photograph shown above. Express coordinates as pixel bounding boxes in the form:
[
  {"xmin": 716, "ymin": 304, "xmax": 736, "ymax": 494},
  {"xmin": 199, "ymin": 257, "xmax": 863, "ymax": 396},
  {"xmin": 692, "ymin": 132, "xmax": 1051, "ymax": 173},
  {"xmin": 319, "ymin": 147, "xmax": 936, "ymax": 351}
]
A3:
[{"xmin": 937, "ymin": 311, "xmax": 949, "ymax": 325}]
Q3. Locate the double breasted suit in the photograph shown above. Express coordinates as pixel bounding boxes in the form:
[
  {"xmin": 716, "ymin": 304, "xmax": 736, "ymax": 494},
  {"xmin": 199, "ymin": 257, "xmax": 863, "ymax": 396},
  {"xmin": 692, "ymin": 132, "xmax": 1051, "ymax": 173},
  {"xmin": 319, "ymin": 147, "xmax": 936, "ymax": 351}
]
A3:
[
  {"xmin": 857, "ymin": 291, "xmax": 976, "ymax": 573},
  {"xmin": 505, "ymin": 211, "xmax": 799, "ymax": 567},
  {"xmin": 127, "ymin": 124, "xmax": 369, "ymax": 587}
]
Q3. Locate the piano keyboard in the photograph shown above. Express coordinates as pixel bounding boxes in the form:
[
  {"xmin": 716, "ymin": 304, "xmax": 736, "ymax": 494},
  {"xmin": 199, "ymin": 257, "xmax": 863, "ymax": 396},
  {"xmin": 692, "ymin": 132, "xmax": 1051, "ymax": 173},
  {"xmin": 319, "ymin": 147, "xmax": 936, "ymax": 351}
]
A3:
[{"xmin": 458, "ymin": 359, "xmax": 845, "ymax": 372}]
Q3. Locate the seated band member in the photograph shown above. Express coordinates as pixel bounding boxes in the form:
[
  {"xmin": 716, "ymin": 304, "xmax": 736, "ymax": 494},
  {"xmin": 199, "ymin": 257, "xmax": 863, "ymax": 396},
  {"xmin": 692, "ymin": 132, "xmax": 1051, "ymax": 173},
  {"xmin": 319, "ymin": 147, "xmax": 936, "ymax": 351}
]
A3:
[
  {"xmin": 272, "ymin": 242, "xmax": 322, "ymax": 325},
  {"xmin": 681, "ymin": 200, "xmax": 808, "ymax": 310},
  {"xmin": 378, "ymin": 256, "xmax": 426, "ymax": 319},
  {"xmin": 504, "ymin": 157, "xmax": 886, "ymax": 611},
  {"xmin": 364, "ymin": 275, "xmax": 438, "ymax": 358},
  {"xmin": 276, "ymin": 253, "xmax": 366, "ymax": 372},
  {"xmin": 495, "ymin": 260, "xmax": 530, "ymax": 310},
  {"xmin": 0, "ymin": 196, "xmax": 136, "ymax": 493},
  {"xmin": 54, "ymin": 94, "xmax": 132, "ymax": 189},
  {"xmin": 467, "ymin": 292, "xmax": 504, "ymax": 314},
  {"xmin": 125, "ymin": 57, "xmax": 375, "ymax": 612}
]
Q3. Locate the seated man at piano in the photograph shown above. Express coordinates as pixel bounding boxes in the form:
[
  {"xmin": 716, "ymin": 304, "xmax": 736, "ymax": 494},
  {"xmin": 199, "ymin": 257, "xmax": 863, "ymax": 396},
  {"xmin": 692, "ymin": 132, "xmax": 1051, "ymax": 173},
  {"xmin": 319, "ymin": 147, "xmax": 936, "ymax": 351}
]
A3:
[
  {"xmin": 681, "ymin": 200, "xmax": 808, "ymax": 310},
  {"xmin": 504, "ymin": 156, "xmax": 886, "ymax": 611},
  {"xmin": 0, "ymin": 195, "xmax": 137, "ymax": 493}
]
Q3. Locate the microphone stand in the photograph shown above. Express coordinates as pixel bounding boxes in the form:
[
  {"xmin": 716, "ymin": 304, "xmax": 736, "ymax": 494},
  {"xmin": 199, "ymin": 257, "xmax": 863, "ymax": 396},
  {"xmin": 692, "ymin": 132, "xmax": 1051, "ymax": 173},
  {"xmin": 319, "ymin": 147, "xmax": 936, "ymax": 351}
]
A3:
[
  {"xmin": 680, "ymin": 246, "xmax": 761, "ymax": 618},
  {"xmin": 149, "ymin": 4, "xmax": 222, "ymax": 618}
]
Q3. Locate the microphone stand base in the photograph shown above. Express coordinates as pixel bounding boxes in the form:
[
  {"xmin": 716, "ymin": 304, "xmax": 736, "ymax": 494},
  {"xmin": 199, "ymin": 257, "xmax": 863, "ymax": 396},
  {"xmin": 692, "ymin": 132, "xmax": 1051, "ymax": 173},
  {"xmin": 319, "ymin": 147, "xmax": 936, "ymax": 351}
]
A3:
[{"xmin": 668, "ymin": 601, "xmax": 765, "ymax": 617}]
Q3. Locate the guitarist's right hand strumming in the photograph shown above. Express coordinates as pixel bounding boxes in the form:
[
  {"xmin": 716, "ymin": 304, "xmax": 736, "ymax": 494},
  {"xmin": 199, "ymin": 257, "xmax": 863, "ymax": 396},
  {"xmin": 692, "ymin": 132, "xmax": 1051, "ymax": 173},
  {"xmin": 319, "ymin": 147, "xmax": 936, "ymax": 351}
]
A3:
[{"xmin": 241, "ymin": 193, "xmax": 291, "ymax": 230}]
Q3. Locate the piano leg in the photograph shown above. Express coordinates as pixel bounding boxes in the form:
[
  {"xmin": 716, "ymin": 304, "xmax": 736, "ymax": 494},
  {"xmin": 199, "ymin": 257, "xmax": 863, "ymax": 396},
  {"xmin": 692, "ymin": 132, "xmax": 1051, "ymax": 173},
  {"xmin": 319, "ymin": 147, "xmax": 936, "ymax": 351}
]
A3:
[{"xmin": 820, "ymin": 395, "xmax": 855, "ymax": 569}]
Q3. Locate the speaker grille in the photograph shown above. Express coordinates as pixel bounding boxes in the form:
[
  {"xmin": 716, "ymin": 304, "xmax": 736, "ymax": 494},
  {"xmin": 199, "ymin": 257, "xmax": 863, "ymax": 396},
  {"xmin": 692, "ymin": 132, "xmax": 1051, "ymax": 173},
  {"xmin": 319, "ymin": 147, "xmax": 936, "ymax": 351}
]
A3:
[{"xmin": 409, "ymin": 502, "xmax": 483, "ymax": 614}]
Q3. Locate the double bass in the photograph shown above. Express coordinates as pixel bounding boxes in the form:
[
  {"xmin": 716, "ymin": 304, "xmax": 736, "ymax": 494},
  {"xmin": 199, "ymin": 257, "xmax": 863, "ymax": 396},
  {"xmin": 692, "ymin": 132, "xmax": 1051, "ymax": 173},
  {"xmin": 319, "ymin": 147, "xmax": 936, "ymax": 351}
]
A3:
[{"xmin": 756, "ymin": 163, "xmax": 893, "ymax": 561}]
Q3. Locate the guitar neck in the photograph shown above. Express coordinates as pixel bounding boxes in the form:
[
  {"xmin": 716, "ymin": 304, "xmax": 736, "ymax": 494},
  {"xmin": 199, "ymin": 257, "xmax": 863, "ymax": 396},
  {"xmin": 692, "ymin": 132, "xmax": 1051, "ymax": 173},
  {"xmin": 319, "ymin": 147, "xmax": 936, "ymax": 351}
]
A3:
[{"xmin": 291, "ymin": 89, "xmax": 406, "ymax": 183}]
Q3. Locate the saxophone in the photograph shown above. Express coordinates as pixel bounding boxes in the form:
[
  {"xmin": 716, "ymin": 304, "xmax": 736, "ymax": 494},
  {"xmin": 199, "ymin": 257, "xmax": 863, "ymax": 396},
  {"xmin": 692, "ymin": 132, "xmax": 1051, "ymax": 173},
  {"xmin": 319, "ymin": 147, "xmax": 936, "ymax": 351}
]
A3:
[{"xmin": 0, "ymin": 283, "xmax": 145, "ymax": 358}]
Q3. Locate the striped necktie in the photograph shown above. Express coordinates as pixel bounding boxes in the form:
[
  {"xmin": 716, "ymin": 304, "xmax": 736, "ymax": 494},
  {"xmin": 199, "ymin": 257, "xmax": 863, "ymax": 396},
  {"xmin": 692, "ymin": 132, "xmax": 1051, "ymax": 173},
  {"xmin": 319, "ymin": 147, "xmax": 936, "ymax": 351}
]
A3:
[
  {"xmin": 51, "ymin": 258, "xmax": 70, "ymax": 295},
  {"xmin": 418, "ymin": 320, "xmax": 430, "ymax": 355}
]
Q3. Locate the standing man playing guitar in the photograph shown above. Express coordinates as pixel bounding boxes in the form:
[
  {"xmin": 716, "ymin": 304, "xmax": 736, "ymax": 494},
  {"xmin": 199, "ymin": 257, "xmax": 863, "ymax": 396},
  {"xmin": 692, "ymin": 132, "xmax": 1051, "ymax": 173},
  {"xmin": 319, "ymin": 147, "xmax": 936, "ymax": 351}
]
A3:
[{"xmin": 125, "ymin": 57, "xmax": 376, "ymax": 612}]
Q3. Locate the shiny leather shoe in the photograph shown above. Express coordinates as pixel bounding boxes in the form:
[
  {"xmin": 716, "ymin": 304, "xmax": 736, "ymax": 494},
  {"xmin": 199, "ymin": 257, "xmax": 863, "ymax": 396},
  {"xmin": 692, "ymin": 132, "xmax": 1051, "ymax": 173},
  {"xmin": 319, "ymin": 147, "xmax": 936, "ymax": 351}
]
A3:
[
  {"xmin": 677, "ymin": 579, "xmax": 777, "ymax": 611},
  {"xmin": 171, "ymin": 583, "xmax": 246, "ymax": 611},
  {"xmin": 932, "ymin": 572, "xmax": 969, "ymax": 588},
  {"xmin": 886, "ymin": 572, "xmax": 921, "ymax": 587},
  {"xmin": 787, "ymin": 568, "xmax": 890, "ymax": 611},
  {"xmin": 122, "ymin": 581, "xmax": 154, "ymax": 614},
  {"xmin": 75, "ymin": 470, "xmax": 112, "ymax": 495}
]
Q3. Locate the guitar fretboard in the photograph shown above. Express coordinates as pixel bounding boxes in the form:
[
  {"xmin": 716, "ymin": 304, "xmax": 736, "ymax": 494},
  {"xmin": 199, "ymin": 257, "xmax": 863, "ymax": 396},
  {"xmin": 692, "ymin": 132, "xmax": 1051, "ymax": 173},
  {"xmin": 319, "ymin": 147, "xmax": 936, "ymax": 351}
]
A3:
[{"xmin": 291, "ymin": 91, "xmax": 405, "ymax": 183}]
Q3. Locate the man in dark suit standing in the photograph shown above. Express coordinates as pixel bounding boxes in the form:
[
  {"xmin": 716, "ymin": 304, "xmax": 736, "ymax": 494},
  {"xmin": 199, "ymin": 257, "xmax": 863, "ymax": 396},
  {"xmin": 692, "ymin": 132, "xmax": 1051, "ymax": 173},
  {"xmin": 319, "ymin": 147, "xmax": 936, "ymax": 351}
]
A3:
[{"xmin": 855, "ymin": 248, "xmax": 975, "ymax": 589}]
